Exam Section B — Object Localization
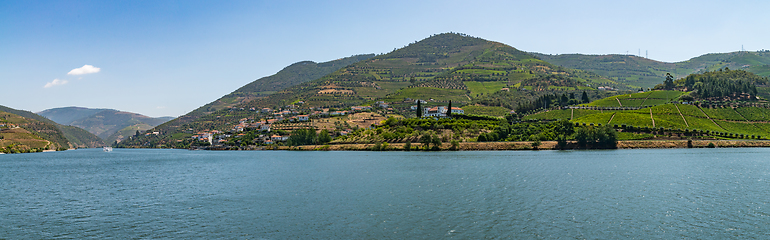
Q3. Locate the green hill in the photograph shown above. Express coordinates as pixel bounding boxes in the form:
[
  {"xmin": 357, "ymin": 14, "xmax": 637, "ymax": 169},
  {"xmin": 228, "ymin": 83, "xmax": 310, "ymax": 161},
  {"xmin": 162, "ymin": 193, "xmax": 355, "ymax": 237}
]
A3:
[
  {"xmin": 150, "ymin": 54, "xmax": 374, "ymax": 140},
  {"xmin": 118, "ymin": 33, "xmax": 628, "ymax": 148},
  {"xmin": 38, "ymin": 107, "xmax": 173, "ymax": 144},
  {"xmin": 58, "ymin": 125, "xmax": 104, "ymax": 148},
  {"xmin": 183, "ymin": 54, "xmax": 375, "ymax": 119},
  {"xmin": 240, "ymin": 33, "xmax": 617, "ymax": 110},
  {"xmin": 37, "ymin": 107, "xmax": 108, "ymax": 125},
  {"xmin": 1, "ymin": 107, "xmax": 70, "ymax": 153},
  {"xmin": 527, "ymin": 89, "xmax": 770, "ymax": 139},
  {"xmin": 1, "ymin": 105, "xmax": 103, "ymax": 148},
  {"xmin": 533, "ymin": 51, "xmax": 770, "ymax": 89}
]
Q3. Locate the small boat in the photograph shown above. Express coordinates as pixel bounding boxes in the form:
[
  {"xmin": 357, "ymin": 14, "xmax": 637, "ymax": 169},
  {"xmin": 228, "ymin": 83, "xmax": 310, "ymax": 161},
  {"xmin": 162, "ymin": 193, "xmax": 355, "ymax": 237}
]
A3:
[{"xmin": 103, "ymin": 147, "xmax": 113, "ymax": 152}]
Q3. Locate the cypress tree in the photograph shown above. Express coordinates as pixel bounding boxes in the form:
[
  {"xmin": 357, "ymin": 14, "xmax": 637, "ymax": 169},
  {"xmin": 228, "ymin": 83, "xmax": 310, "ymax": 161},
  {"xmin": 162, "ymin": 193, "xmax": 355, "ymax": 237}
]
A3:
[
  {"xmin": 417, "ymin": 100, "xmax": 422, "ymax": 118},
  {"xmin": 447, "ymin": 100, "xmax": 452, "ymax": 118}
]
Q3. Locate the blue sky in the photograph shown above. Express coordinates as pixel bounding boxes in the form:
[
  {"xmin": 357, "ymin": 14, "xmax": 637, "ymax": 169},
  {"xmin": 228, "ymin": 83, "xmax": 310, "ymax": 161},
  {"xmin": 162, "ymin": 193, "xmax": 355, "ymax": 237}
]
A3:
[{"xmin": 1, "ymin": 0, "xmax": 768, "ymax": 117}]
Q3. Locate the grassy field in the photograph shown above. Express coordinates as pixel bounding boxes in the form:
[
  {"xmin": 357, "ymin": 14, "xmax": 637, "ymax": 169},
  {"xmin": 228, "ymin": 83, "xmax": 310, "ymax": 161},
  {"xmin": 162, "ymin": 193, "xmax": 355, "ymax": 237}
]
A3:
[
  {"xmin": 465, "ymin": 81, "xmax": 508, "ymax": 96},
  {"xmin": 715, "ymin": 120, "xmax": 768, "ymax": 136},
  {"xmin": 736, "ymin": 107, "xmax": 770, "ymax": 121},
  {"xmin": 561, "ymin": 101, "xmax": 770, "ymax": 138},
  {"xmin": 586, "ymin": 97, "xmax": 622, "ymax": 107},
  {"xmin": 524, "ymin": 109, "xmax": 606, "ymax": 121},
  {"xmin": 383, "ymin": 87, "xmax": 470, "ymax": 103},
  {"xmin": 523, "ymin": 109, "xmax": 571, "ymax": 120},
  {"xmin": 573, "ymin": 112, "xmax": 615, "ymax": 125},
  {"xmin": 585, "ymin": 90, "xmax": 683, "ymax": 107},
  {"xmin": 608, "ymin": 112, "xmax": 654, "ymax": 127},
  {"xmin": 700, "ymin": 107, "xmax": 745, "ymax": 121},
  {"xmin": 462, "ymin": 105, "xmax": 511, "ymax": 117}
]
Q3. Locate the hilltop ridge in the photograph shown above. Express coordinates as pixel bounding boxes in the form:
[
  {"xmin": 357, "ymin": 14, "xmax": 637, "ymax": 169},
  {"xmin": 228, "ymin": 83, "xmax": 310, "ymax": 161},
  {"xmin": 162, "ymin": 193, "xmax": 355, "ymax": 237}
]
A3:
[
  {"xmin": 533, "ymin": 50, "xmax": 770, "ymax": 89},
  {"xmin": 38, "ymin": 107, "xmax": 174, "ymax": 144},
  {"xmin": 117, "ymin": 33, "xmax": 624, "ymax": 148},
  {"xmin": 1, "ymin": 105, "xmax": 104, "ymax": 152}
]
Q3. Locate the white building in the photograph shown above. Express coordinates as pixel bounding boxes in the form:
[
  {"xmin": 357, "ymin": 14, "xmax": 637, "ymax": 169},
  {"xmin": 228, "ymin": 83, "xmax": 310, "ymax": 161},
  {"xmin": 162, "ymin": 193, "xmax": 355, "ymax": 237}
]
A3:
[{"xmin": 422, "ymin": 106, "xmax": 463, "ymax": 117}]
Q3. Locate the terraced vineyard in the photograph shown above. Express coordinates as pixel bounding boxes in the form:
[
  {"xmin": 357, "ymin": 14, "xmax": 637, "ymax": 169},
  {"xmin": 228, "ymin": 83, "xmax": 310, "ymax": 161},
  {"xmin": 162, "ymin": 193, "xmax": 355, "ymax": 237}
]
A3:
[
  {"xmin": 585, "ymin": 90, "xmax": 683, "ymax": 107},
  {"xmin": 462, "ymin": 106, "xmax": 511, "ymax": 117},
  {"xmin": 526, "ymin": 90, "xmax": 770, "ymax": 139}
]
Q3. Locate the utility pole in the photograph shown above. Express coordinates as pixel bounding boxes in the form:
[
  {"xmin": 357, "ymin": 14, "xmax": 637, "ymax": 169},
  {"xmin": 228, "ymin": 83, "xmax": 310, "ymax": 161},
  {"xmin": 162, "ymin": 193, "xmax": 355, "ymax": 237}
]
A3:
[{"xmin": 646, "ymin": 50, "xmax": 648, "ymax": 59}]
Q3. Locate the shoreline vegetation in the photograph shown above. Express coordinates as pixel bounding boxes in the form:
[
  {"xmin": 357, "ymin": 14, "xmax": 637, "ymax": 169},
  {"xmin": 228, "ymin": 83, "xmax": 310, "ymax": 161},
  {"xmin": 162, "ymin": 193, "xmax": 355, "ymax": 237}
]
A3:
[{"xmin": 193, "ymin": 140, "xmax": 770, "ymax": 151}]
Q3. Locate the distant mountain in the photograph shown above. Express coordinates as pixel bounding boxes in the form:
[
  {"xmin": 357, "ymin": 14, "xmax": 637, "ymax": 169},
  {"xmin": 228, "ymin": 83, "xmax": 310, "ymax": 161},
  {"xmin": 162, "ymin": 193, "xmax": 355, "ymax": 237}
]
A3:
[
  {"xmin": 1, "ymin": 105, "xmax": 104, "ymax": 152},
  {"xmin": 532, "ymin": 50, "xmax": 770, "ymax": 89},
  {"xmin": 38, "ymin": 107, "xmax": 174, "ymax": 144},
  {"xmin": 37, "ymin": 107, "xmax": 108, "ymax": 125}
]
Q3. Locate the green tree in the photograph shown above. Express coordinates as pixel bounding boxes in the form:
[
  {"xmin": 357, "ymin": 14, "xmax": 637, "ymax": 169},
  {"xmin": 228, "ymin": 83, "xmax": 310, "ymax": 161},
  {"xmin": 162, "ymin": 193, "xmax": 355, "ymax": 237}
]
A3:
[
  {"xmin": 318, "ymin": 129, "xmax": 332, "ymax": 144},
  {"xmin": 431, "ymin": 135, "xmax": 442, "ymax": 150},
  {"xmin": 404, "ymin": 140, "xmax": 412, "ymax": 151},
  {"xmin": 556, "ymin": 134, "xmax": 568, "ymax": 150},
  {"xmin": 447, "ymin": 100, "xmax": 452, "ymax": 118},
  {"xmin": 450, "ymin": 140, "xmax": 459, "ymax": 150},
  {"xmin": 287, "ymin": 128, "xmax": 318, "ymax": 146},
  {"xmin": 417, "ymin": 100, "xmax": 422, "ymax": 118},
  {"xmin": 581, "ymin": 91, "xmax": 590, "ymax": 103},
  {"xmin": 419, "ymin": 132, "xmax": 432, "ymax": 150},
  {"xmin": 530, "ymin": 138, "xmax": 541, "ymax": 150},
  {"xmin": 664, "ymin": 73, "xmax": 675, "ymax": 90}
]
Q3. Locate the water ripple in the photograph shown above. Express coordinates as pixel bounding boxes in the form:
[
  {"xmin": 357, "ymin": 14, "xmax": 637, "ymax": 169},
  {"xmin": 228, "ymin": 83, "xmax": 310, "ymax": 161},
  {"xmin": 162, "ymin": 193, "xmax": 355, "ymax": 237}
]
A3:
[{"xmin": 3, "ymin": 148, "xmax": 770, "ymax": 238}]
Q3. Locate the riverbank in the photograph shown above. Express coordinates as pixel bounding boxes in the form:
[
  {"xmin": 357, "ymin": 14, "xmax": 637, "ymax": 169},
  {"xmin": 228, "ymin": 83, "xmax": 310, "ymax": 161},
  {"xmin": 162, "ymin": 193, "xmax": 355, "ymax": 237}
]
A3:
[{"xmin": 273, "ymin": 139, "xmax": 770, "ymax": 151}]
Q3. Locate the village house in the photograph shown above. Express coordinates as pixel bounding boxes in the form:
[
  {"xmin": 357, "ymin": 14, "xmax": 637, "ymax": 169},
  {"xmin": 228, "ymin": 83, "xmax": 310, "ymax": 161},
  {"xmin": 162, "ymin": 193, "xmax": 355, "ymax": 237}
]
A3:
[
  {"xmin": 331, "ymin": 111, "xmax": 347, "ymax": 116},
  {"xmin": 297, "ymin": 115, "xmax": 309, "ymax": 121},
  {"xmin": 422, "ymin": 106, "xmax": 464, "ymax": 117},
  {"xmin": 271, "ymin": 135, "xmax": 289, "ymax": 142},
  {"xmin": 375, "ymin": 101, "xmax": 389, "ymax": 108},
  {"xmin": 351, "ymin": 106, "xmax": 372, "ymax": 111}
]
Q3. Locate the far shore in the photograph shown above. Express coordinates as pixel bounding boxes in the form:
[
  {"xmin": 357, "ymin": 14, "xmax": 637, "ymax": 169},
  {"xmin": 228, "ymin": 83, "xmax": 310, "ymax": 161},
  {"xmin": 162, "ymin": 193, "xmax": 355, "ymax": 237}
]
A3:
[{"xmin": 260, "ymin": 140, "xmax": 770, "ymax": 151}]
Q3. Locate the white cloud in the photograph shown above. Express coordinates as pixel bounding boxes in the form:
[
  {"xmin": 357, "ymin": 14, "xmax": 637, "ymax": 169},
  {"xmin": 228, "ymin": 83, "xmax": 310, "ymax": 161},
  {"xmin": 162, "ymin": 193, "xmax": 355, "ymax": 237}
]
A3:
[
  {"xmin": 67, "ymin": 64, "xmax": 101, "ymax": 75},
  {"xmin": 44, "ymin": 79, "xmax": 68, "ymax": 88}
]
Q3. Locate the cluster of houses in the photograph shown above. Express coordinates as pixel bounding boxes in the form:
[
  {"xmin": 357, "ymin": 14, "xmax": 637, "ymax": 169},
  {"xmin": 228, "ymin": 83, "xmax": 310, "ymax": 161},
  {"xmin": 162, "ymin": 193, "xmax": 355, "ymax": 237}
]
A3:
[
  {"xmin": 191, "ymin": 100, "xmax": 465, "ymax": 146},
  {"xmin": 191, "ymin": 130, "xmax": 224, "ymax": 145},
  {"xmin": 0, "ymin": 123, "xmax": 20, "ymax": 130},
  {"xmin": 191, "ymin": 104, "xmax": 380, "ymax": 145}
]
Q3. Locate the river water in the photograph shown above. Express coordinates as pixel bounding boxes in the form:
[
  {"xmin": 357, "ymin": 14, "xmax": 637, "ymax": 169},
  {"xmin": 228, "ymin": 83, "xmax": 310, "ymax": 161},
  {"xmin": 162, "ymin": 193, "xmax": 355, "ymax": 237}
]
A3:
[{"xmin": 2, "ymin": 148, "xmax": 770, "ymax": 238}]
